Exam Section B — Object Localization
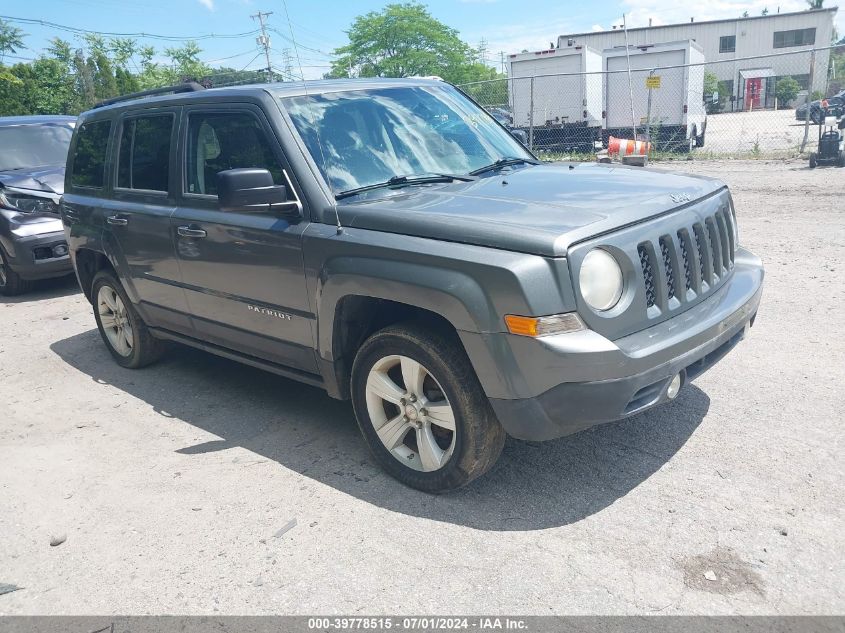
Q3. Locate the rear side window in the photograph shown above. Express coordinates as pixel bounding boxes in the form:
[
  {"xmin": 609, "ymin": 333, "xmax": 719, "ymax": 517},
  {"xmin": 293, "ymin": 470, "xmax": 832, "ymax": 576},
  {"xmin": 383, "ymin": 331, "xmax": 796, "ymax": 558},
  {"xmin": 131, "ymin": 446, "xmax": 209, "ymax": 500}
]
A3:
[
  {"xmin": 117, "ymin": 115, "xmax": 173, "ymax": 192},
  {"xmin": 185, "ymin": 112, "xmax": 283, "ymax": 196},
  {"xmin": 71, "ymin": 120, "xmax": 111, "ymax": 189}
]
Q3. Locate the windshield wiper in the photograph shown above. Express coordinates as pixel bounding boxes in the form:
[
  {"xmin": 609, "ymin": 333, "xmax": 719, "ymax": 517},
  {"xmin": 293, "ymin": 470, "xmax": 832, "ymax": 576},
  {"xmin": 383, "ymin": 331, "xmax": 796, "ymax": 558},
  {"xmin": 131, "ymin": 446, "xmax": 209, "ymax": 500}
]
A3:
[
  {"xmin": 469, "ymin": 157, "xmax": 539, "ymax": 176},
  {"xmin": 335, "ymin": 173, "xmax": 475, "ymax": 200}
]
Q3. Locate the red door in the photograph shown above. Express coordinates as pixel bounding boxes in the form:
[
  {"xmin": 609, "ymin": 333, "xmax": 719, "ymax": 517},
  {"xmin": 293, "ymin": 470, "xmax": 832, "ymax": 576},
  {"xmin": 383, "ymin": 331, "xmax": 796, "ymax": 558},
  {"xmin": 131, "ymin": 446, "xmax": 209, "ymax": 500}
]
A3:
[{"xmin": 745, "ymin": 78, "xmax": 762, "ymax": 110}]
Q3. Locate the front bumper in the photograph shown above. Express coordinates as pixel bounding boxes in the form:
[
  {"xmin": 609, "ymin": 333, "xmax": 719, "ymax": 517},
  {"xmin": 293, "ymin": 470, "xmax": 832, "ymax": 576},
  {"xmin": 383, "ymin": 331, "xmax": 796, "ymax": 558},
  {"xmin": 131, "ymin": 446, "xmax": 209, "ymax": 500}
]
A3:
[
  {"xmin": 485, "ymin": 247, "xmax": 764, "ymax": 441},
  {"xmin": 3, "ymin": 230, "xmax": 73, "ymax": 281}
]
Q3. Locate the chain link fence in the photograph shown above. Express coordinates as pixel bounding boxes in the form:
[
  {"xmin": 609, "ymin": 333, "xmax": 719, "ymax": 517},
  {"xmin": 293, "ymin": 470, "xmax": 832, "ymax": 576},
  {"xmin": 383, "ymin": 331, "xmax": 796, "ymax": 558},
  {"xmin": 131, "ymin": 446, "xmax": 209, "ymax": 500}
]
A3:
[{"xmin": 459, "ymin": 46, "xmax": 843, "ymax": 159}]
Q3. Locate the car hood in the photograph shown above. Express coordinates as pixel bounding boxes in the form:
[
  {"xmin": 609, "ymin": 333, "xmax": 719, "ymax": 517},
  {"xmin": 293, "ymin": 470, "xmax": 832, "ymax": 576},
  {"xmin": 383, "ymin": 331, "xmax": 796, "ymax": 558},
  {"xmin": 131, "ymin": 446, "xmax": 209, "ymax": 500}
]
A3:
[
  {"xmin": 0, "ymin": 164, "xmax": 65, "ymax": 195},
  {"xmin": 335, "ymin": 162, "xmax": 726, "ymax": 257}
]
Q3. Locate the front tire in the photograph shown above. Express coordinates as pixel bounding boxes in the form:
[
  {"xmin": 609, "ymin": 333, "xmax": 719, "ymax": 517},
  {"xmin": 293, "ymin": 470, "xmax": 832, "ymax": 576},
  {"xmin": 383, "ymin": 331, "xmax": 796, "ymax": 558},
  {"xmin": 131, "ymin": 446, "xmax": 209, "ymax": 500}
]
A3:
[
  {"xmin": 351, "ymin": 323, "xmax": 505, "ymax": 493},
  {"xmin": 0, "ymin": 249, "xmax": 31, "ymax": 296},
  {"xmin": 809, "ymin": 153, "xmax": 817, "ymax": 168},
  {"xmin": 91, "ymin": 270, "xmax": 164, "ymax": 368}
]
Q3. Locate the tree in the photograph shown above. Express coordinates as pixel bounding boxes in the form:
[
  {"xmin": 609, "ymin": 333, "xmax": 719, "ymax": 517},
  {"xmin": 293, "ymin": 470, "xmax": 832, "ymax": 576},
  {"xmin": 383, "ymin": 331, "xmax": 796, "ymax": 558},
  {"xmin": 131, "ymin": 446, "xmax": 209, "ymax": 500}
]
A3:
[
  {"xmin": 806, "ymin": 0, "xmax": 824, "ymax": 8},
  {"xmin": 164, "ymin": 41, "xmax": 211, "ymax": 83},
  {"xmin": 329, "ymin": 3, "xmax": 499, "ymax": 84},
  {"xmin": 775, "ymin": 76, "xmax": 801, "ymax": 107},
  {"xmin": 0, "ymin": 19, "xmax": 25, "ymax": 63}
]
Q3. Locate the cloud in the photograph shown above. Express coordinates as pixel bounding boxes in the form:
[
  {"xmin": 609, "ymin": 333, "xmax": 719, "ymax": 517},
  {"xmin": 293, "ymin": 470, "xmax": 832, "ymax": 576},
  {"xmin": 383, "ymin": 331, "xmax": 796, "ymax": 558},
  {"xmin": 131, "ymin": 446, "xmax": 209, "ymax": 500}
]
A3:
[
  {"xmin": 594, "ymin": 1, "xmax": 842, "ymax": 43},
  {"xmin": 197, "ymin": 0, "xmax": 215, "ymax": 10},
  {"xmin": 465, "ymin": 17, "xmax": 579, "ymax": 56},
  {"xmin": 611, "ymin": 0, "xmax": 823, "ymax": 30}
]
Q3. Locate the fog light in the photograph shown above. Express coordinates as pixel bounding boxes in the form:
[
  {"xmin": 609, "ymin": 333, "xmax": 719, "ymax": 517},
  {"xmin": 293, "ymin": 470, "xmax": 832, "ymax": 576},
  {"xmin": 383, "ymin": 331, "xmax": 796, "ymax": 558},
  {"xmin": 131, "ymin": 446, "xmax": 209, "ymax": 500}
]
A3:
[
  {"xmin": 666, "ymin": 373, "xmax": 682, "ymax": 400},
  {"xmin": 53, "ymin": 244, "xmax": 68, "ymax": 257}
]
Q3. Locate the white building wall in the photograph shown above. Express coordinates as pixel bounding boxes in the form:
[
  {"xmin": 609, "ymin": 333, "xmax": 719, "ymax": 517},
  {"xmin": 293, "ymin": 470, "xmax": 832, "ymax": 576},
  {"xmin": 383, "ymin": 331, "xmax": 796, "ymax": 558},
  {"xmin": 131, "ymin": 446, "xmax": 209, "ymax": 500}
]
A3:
[{"xmin": 555, "ymin": 9, "xmax": 835, "ymax": 99}]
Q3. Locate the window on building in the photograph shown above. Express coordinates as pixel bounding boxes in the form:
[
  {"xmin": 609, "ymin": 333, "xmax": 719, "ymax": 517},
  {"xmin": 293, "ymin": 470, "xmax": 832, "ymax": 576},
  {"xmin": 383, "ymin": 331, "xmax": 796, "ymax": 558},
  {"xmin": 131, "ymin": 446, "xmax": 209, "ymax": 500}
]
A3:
[
  {"xmin": 185, "ymin": 112, "xmax": 283, "ymax": 197},
  {"xmin": 719, "ymin": 35, "xmax": 736, "ymax": 53},
  {"xmin": 70, "ymin": 120, "xmax": 111, "ymax": 189},
  {"xmin": 117, "ymin": 115, "xmax": 173, "ymax": 192},
  {"xmin": 773, "ymin": 28, "xmax": 816, "ymax": 48}
]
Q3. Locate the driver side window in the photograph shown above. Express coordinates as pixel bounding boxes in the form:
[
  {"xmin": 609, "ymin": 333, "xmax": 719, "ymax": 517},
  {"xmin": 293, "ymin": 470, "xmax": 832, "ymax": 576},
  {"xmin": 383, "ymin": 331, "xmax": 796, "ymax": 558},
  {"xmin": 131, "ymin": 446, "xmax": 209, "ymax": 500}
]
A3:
[{"xmin": 185, "ymin": 112, "xmax": 283, "ymax": 196}]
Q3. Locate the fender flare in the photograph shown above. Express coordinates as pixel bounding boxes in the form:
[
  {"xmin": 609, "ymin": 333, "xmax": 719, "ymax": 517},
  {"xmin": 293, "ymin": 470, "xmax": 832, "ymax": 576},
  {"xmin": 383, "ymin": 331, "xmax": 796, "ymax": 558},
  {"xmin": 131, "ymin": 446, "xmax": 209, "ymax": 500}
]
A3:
[{"xmin": 315, "ymin": 256, "xmax": 499, "ymax": 362}]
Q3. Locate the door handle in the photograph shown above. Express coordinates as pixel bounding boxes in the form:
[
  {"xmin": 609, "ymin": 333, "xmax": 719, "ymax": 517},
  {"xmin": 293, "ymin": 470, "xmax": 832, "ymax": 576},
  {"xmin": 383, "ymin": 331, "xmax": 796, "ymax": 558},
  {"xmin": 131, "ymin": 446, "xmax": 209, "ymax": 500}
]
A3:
[
  {"xmin": 177, "ymin": 225, "xmax": 207, "ymax": 239},
  {"xmin": 107, "ymin": 215, "xmax": 128, "ymax": 226}
]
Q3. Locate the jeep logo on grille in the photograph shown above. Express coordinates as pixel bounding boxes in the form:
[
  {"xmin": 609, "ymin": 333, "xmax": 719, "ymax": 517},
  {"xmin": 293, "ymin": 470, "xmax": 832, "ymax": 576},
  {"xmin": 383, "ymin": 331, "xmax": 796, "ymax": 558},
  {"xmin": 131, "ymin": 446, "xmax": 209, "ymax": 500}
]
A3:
[{"xmin": 670, "ymin": 192, "xmax": 692, "ymax": 204}]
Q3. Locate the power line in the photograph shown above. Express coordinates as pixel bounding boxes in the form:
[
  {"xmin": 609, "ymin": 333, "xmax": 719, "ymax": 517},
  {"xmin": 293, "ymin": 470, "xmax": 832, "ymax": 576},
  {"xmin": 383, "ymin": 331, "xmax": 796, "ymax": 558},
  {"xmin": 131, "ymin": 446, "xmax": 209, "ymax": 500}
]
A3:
[
  {"xmin": 239, "ymin": 52, "xmax": 264, "ymax": 73},
  {"xmin": 0, "ymin": 15, "xmax": 260, "ymax": 41},
  {"xmin": 268, "ymin": 27, "xmax": 334, "ymax": 58}
]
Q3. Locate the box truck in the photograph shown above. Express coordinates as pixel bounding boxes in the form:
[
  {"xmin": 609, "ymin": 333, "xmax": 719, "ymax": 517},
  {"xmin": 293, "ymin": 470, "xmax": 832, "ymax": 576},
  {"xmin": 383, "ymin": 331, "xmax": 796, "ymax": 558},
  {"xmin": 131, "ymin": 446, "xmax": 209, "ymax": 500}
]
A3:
[
  {"xmin": 507, "ymin": 46, "xmax": 602, "ymax": 152},
  {"xmin": 603, "ymin": 40, "xmax": 706, "ymax": 152}
]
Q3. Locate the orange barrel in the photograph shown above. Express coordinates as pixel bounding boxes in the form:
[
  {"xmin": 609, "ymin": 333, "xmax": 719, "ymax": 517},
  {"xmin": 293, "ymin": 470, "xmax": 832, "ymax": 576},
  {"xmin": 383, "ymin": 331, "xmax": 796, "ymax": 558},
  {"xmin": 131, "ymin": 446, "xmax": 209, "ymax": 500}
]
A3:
[{"xmin": 607, "ymin": 135, "xmax": 652, "ymax": 157}]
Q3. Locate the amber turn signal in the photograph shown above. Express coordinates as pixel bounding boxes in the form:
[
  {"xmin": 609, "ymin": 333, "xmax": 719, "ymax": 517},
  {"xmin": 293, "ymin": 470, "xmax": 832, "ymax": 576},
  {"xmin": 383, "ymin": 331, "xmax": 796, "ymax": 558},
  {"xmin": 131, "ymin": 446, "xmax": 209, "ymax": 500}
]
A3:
[{"xmin": 504, "ymin": 313, "xmax": 585, "ymax": 337}]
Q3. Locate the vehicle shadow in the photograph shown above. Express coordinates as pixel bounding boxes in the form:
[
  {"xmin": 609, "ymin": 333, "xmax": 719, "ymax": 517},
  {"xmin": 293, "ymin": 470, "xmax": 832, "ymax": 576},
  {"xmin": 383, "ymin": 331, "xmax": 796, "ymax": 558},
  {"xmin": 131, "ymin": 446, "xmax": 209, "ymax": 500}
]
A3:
[
  {"xmin": 50, "ymin": 330, "xmax": 709, "ymax": 531},
  {"xmin": 1, "ymin": 274, "xmax": 80, "ymax": 304}
]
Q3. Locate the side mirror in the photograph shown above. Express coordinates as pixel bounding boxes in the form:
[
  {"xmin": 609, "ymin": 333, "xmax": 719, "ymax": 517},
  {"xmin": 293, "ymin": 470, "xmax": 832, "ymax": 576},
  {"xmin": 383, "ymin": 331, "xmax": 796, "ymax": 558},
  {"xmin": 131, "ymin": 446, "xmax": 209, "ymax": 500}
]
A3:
[{"xmin": 216, "ymin": 168, "xmax": 300, "ymax": 218}]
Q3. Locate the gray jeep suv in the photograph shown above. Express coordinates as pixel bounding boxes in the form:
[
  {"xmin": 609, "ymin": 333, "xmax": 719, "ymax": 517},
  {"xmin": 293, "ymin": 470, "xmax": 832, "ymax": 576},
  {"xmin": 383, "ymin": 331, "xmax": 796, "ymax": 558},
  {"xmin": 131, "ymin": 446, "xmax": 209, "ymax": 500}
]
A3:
[{"xmin": 62, "ymin": 79, "xmax": 764, "ymax": 492}]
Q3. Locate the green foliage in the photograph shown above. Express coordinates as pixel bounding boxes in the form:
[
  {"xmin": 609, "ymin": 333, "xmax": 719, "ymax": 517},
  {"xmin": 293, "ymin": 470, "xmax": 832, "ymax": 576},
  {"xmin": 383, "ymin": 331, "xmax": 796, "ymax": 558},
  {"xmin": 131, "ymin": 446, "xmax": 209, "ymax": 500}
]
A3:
[
  {"xmin": 329, "ymin": 2, "xmax": 502, "ymax": 85},
  {"xmin": 775, "ymin": 76, "xmax": 801, "ymax": 106},
  {"xmin": 0, "ymin": 19, "xmax": 25, "ymax": 63},
  {"xmin": 703, "ymin": 71, "xmax": 731, "ymax": 114},
  {"xmin": 0, "ymin": 29, "xmax": 232, "ymax": 116}
]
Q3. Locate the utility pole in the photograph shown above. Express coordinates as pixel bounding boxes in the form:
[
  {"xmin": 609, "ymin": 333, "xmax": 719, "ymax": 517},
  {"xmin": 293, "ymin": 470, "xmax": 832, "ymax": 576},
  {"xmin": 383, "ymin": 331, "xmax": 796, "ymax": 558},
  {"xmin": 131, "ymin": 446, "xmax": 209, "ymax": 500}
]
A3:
[
  {"xmin": 499, "ymin": 51, "xmax": 506, "ymax": 75},
  {"xmin": 251, "ymin": 11, "xmax": 274, "ymax": 82}
]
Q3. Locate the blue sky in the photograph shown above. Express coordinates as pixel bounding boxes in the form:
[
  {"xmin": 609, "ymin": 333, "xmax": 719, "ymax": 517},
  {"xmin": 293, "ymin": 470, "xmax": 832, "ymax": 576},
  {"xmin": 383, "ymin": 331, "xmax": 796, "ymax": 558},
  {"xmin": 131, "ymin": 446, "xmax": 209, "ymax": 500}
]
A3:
[{"xmin": 3, "ymin": 0, "xmax": 840, "ymax": 78}]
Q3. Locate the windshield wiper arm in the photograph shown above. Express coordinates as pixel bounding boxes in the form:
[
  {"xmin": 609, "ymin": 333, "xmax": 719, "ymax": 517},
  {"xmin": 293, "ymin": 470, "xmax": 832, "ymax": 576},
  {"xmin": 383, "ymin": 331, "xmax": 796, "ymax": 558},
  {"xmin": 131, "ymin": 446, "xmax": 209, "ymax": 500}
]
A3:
[
  {"xmin": 469, "ymin": 157, "xmax": 540, "ymax": 176},
  {"xmin": 335, "ymin": 173, "xmax": 475, "ymax": 200}
]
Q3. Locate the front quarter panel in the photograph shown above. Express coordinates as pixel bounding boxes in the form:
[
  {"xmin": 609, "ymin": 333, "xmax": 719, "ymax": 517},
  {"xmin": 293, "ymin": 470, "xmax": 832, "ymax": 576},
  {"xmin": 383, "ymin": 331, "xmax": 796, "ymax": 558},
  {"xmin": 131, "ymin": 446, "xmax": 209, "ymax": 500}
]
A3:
[{"xmin": 303, "ymin": 222, "xmax": 578, "ymax": 388}]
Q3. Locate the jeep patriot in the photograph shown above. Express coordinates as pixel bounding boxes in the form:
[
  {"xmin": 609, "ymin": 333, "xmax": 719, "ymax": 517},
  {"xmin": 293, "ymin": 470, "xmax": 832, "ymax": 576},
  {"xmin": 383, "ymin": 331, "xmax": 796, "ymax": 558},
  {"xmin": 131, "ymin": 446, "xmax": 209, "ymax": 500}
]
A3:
[{"xmin": 61, "ymin": 79, "xmax": 764, "ymax": 492}]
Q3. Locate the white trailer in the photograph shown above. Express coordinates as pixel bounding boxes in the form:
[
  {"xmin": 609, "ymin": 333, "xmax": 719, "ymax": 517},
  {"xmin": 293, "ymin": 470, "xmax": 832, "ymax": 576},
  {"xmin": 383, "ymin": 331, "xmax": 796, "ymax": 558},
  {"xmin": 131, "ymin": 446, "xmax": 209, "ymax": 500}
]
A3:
[
  {"xmin": 603, "ymin": 40, "xmax": 706, "ymax": 151},
  {"xmin": 506, "ymin": 46, "xmax": 602, "ymax": 151}
]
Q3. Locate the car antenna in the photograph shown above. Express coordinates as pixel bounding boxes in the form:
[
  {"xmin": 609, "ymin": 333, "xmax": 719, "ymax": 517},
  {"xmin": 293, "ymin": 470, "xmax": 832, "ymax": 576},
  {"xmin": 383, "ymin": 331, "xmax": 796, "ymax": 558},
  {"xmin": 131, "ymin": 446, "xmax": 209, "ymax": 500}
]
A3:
[{"xmin": 281, "ymin": 0, "xmax": 343, "ymax": 235}]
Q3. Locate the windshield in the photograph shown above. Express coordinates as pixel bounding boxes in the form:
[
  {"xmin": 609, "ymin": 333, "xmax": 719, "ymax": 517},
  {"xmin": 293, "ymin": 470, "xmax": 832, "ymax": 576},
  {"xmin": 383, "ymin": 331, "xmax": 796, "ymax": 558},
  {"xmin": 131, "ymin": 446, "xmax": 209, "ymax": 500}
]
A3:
[
  {"xmin": 0, "ymin": 123, "xmax": 74, "ymax": 171},
  {"xmin": 282, "ymin": 84, "xmax": 533, "ymax": 195}
]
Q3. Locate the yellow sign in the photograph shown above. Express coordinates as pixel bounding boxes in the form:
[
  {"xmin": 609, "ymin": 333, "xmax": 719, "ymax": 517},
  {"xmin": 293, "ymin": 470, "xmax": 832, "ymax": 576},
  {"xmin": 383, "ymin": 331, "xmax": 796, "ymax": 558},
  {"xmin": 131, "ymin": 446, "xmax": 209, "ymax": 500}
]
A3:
[{"xmin": 645, "ymin": 75, "xmax": 661, "ymax": 89}]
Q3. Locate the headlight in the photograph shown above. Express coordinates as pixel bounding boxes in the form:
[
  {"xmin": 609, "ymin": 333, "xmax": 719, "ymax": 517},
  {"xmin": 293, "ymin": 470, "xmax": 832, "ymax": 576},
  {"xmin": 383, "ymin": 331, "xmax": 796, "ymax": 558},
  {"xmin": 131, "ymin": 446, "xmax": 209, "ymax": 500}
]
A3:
[
  {"xmin": 579, "ymin": 248, "xmax": 623, "ymax": 311},
  {"xmin": 0, "ymin": 190, "xmax": 59, "ymax": 214}
]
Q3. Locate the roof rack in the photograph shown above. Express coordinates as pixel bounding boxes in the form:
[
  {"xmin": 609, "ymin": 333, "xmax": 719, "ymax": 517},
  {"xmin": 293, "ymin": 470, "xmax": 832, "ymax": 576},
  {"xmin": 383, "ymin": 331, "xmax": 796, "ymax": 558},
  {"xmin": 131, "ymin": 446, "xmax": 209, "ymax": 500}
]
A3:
[{"xmin": 93, "ymin": 82, "xmax": 206, "ymax": 109}]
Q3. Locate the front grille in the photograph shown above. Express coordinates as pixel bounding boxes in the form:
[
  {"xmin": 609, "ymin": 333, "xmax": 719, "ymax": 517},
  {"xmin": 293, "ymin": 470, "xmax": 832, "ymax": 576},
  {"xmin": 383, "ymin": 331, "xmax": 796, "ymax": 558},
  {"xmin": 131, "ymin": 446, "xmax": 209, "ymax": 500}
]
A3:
[
  {"xmin": 636, "ymin": 206, "xmax": 735, "ymax": 315},
  {"xmin": 677, "ymin": 230, "xmax": 693, "ymax": 291},
  {"xmin": 638, "ymin": 245, "xmax": 656, "ymax": 308},
  {"xmin": 659, "ymin": 237, "xmax": 675, "ymax": 300}
]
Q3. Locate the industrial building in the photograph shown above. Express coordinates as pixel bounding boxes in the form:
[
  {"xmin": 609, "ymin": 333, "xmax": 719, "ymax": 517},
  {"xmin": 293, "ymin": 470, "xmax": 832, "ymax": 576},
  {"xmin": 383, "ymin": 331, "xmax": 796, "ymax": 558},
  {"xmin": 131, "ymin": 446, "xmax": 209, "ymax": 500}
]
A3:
[{"xmin": 552, "ymin": 7, "xmax": 837, "ymax": 109}]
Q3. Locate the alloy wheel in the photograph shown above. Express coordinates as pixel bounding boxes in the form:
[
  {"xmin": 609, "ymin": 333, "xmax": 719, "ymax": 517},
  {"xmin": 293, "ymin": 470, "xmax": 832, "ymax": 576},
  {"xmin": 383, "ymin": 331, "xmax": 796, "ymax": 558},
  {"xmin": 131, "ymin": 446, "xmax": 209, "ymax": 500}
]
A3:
[
  {"xmin": 97, "ymin": 285, "xmax": 134, "ymax": 357},
  {"xmin": 365, "ymin": 354, "xmax": 457, "ymax": 472}
]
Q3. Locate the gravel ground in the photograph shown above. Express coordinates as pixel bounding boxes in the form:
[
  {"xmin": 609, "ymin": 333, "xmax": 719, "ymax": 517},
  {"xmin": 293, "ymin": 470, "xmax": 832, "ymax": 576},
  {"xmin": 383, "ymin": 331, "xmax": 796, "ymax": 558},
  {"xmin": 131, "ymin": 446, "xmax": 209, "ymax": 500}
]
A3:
[{"xmin": 0, "ymin": 159, "xmax": 842, "ymax": 615}]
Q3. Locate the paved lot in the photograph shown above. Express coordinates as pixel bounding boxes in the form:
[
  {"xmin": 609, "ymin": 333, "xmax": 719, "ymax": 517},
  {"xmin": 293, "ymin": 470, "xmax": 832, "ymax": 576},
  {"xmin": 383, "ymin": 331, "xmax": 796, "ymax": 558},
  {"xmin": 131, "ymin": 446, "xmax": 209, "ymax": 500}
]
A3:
[
  {"xmin": 702, "ymin": 109, "xmax": 835, "ymax": 156},
  {"xmin": 0, "ymin": 160, "xmax": 842, "ymax": 615}
]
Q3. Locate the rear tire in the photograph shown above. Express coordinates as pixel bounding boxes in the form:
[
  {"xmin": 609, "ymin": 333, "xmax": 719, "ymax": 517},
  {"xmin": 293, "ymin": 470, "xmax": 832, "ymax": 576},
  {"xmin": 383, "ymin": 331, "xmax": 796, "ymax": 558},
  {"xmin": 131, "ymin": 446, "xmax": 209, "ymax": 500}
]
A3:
[
  {"xmin": 351, "ymin": 323, "xmax": 506, "ymax": 493},
  {"xmin": 838, "ymin": 151, "xmax": 845, "ymax": 168},
  {"xmin": 91, "ymin": 270, "xmax": 165, "ymax": 368},
  {"xmin": 0, "ymin": 249, "xmax": 31, "ymax": 296}
]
